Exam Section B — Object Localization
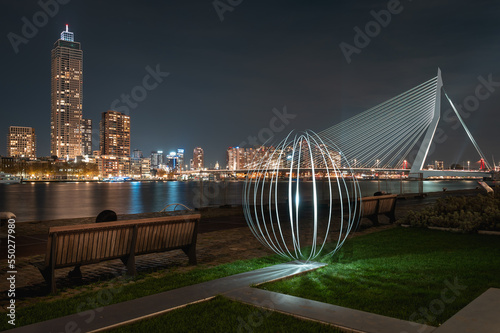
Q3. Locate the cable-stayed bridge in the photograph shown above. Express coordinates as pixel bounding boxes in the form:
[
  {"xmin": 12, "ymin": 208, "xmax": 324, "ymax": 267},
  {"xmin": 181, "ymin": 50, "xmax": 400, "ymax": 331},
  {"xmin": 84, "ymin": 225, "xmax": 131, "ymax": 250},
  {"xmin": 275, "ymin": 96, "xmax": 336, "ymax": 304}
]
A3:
[
  {"xmin": 182, "ymin": 69, "xmax": 494, "ymax": 179},
  {"xmin": 319, "ymin": 69, "xmax": 493, "ymax": 179}
]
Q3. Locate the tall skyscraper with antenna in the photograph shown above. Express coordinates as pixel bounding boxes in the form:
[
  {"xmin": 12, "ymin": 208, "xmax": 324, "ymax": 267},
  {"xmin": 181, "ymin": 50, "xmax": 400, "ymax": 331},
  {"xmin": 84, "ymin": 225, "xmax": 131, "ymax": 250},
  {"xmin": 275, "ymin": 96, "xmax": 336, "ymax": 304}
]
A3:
[{"xmin": 50, "ymin": 25, "xmax": 83, "ymax": 159}]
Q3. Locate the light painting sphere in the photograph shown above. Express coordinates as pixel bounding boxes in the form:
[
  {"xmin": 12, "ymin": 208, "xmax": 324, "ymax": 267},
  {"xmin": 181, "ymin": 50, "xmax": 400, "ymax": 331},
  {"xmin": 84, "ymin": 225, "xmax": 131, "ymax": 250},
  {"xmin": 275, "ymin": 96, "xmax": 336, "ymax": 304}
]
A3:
[{"xmin": 243, "ymin": 130, "xmax": 361, "ymax": 262}]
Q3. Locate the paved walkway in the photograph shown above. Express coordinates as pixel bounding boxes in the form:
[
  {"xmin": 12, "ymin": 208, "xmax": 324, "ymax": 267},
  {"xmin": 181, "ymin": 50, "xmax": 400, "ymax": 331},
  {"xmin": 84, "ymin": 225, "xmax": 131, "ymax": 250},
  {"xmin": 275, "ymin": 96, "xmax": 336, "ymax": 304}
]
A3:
[
  {"xmin": 5, "ymin": 261, "xmax": 498, "ymax": 333},
  {"xmin": 5, "ymin": 261, "xmax": 327, "ymax": 333},
  {"xmin": 432, "ymin": 288, "xmax": 500, "ymax": 333},
  {"xmin": 225, "ymin": 287, "xmax": 436, "ymax": 333}
]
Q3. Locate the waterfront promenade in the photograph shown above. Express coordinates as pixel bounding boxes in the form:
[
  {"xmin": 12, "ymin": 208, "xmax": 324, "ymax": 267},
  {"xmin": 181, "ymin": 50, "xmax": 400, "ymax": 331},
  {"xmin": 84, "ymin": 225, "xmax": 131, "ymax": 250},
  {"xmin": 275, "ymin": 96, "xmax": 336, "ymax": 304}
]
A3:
[
  {"xmin": 1, "ymin": 188, "xmax": 495, "ymax": 333},
  {"xmin": 0, "ymin": 189, "xmax": 481, "ymax": 306}
]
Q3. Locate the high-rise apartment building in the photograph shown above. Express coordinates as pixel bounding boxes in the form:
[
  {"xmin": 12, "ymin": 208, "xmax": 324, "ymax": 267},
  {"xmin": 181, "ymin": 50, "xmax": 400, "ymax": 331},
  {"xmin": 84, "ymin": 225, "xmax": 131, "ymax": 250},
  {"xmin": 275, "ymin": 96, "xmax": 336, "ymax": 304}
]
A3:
[
  {"xmin": 81, "ymin": 118, "xmax": 92, "ymax": 156},
  {"xmin": 99, "ymin": 110, "xmax": 131, "ymax": 157},
  {"xmin": 226, "ymin": 147, "xmax": 246, "ymax": 170},
  {"xmin": 7, "ymin": 126, "xmax": 36, "ymax": 158},
  {"xmin": 192, "ymin": 147, "xmax": 204, "ymax": 170},
  {"xmin": 50, "ymin": 25, "xmax": 83, "ymax": 159}
]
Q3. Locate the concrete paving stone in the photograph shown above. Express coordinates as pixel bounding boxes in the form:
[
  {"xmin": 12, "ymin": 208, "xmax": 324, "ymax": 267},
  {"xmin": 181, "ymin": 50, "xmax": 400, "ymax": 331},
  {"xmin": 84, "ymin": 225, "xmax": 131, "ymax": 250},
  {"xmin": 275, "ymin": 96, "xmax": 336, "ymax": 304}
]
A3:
[
  {"xmin": 224, "ymin": 287, "xmax": 437, "ymax": 333},
  {"xmin": 432, "ymin": 288, "xmax": 500, "ymax": 333}
]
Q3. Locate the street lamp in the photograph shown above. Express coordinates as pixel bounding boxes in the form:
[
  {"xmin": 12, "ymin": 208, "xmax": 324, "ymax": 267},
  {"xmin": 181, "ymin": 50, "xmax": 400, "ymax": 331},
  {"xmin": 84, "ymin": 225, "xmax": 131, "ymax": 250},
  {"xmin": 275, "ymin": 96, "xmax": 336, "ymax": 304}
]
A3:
[{"xmin": 467, "ymin": 161, "xmax": 470, "ymax": 171}]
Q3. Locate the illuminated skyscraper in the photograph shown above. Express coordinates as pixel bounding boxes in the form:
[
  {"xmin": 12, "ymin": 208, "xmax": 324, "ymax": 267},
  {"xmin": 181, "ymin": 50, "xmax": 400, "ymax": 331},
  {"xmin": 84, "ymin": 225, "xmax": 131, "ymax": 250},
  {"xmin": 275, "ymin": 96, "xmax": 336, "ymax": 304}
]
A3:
[
  {"xmin": 99, "ymin": 110, "xmax": 131, "ymax": 157},
  {"xmin": 193, "ymin": 147, "xmax": 204, "ymax": 170},
  {"xmin": 50, "ymin": 25, "xmax": 83, "ymax": 159},
  {"xmin": 7, "ymin": 126, "xmax": 36, "ymax": 159}
]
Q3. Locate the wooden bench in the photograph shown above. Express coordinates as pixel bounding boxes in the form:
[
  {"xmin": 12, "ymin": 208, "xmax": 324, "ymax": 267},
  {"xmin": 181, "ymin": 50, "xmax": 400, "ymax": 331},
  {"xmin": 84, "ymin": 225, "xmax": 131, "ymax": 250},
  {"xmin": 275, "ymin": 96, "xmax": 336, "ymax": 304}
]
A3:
[
  {"xmin": 34, "ymin": 214, "xmax": 200, "ymax": 293},
  {"xmin": 359, "ymin": 194, "xmax": 397, "ymax": 225}
]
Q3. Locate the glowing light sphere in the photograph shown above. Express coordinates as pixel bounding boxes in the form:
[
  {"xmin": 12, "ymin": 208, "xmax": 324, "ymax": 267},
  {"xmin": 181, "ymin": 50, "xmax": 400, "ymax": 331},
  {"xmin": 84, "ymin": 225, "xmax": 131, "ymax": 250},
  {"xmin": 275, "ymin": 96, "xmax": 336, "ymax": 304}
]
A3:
[{"xmin": 243, "ymin": 130, "xmax": 361, "ymax": 262}]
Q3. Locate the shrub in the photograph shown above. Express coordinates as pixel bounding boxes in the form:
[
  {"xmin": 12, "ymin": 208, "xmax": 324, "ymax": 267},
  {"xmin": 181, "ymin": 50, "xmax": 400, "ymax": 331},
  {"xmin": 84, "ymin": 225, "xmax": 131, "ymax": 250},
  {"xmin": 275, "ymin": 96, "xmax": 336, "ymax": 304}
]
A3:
[{"xmin": 399, "ymin": 192, "xmax": 500, "ymax": 233}]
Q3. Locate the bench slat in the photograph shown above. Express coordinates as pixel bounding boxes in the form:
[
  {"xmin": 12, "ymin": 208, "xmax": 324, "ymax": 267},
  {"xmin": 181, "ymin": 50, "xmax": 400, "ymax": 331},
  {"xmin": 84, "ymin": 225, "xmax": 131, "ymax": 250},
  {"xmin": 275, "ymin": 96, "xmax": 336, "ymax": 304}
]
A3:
[
  {"xmin": 74, "ymin": 233, "xmax": 82, "ymax": 264},
  {"xmin": 83, "ymin": 233, "xmax": 90, "ymax": 261},
  {"xmin": 378, "ymin": 199, "xmax": 395, "ymax": 214},
  {"xmin": 55, "ymin": 235, "xmax": 65, "ymax": 266}
]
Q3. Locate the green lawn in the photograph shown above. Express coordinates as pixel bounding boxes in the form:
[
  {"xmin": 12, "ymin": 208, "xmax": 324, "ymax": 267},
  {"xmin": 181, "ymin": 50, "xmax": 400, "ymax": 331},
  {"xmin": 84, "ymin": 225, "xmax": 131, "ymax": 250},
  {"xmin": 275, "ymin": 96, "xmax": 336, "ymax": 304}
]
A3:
[
  {"xmin": 4, "ymin": 227, "xmax": 499, "ymax": 331},
  {"xmin": 260, "ymin": 227, "xmax": 500, "ymax": 326},
  {"xmin": 0, "ymin": 256, "xmax": 284, "ymax": 331},
  {"xmin": 105, "ymin": 296, "xmax": 343, "ymax": 333}
]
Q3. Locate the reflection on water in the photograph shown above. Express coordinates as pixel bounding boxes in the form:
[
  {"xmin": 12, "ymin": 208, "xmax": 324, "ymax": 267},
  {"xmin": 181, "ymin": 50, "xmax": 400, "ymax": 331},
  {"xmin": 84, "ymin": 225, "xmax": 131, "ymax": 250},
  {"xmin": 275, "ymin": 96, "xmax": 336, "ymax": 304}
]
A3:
[{"xmin": 0, "ymin": 180, "xmax": 479, "ymax": 222}]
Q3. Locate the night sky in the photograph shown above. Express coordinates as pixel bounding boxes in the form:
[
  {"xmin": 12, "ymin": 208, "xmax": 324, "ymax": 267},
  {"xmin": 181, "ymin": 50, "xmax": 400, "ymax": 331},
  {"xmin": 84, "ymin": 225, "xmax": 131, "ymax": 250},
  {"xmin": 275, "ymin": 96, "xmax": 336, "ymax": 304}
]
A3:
[{"xmin": 1, "ymin": 0, "xmax": 499, "ymax": 168}]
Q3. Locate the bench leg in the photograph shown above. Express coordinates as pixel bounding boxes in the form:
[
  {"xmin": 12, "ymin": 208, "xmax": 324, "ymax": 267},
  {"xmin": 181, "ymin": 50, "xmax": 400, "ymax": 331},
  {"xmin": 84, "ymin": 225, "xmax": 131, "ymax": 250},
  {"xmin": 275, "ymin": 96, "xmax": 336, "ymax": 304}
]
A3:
[
  {"xmin": 368, "ymin": 215, "xmax": 379, "ymax": 226},
  {"xmin": 49, "ymin": 269, "xmax": 56, "ymax": 293},
  {"xmin": 182, "ymin": 245, "xmax": 197, "ymax": 265},
  {"xmin": 38, "ymin": 267, "xmax": 56, "ymax": 293},
  {"xmin": 121, "ymin": 255, "xmax": 136, "ymax": 275},
  {"xmin": 386, "ymin": 212, "xmax": 396, "ymax": 224}
]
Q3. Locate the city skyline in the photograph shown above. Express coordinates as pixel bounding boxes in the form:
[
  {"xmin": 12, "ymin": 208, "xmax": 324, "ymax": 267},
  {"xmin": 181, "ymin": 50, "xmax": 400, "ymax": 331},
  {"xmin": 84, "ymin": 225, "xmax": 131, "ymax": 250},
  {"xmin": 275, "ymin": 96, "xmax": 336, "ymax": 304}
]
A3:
[{"xmin": 1, "ymin": 1, "xmax": 500, "ymax": 167}]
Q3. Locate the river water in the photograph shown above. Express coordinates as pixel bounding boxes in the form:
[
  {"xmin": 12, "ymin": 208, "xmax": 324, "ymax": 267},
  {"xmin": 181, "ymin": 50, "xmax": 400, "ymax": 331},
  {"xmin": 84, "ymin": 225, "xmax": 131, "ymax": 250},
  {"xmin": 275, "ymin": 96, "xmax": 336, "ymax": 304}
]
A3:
[{"xmin": 0, "ymin": 180, "xmax": 480, "ymax": 222}]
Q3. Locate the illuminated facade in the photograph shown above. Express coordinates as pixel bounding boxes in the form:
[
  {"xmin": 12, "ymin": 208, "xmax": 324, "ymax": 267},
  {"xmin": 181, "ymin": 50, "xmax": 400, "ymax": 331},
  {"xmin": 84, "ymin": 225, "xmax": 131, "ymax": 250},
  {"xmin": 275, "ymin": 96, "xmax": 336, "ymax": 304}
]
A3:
[
  {"xmin": 150, "ymin": 151, "xmax": 165, "ymax": 169},
  {"xmin": 166, "ymin": 150, "xmax": 184, "ymax": 172},
  {"xmin": 130, "ymin": 157, "xmax": 150, "ymax": 178},
  {"xmin": 226, "ymin": 147, "xmax": 246, "ymax": 170},
  {"xmin": 81, "ymin": 118, "xmax": 92, "ymax": 156},
  {"xmin": 7, "ymin": 126, "xmax": 36, "ymax": 159},
  {"xmin": 98, "ymin": 155, "xmax": 130, "ymax": 178},
  {"xmin": 226, "ymin": 146, "xmax": 271, "ymax": 170},
  {"xmin": 99, "ymin": 110, "xmax": 131, "ymax": 157},
  {"xmin": 192, "ymin": 147, "xmax": 204, "ymax": 170},
  {"xmin": 51, "ymin": 25, "xmax": 83, "ymax": 159},
  {"xmin": 177, "ymin": 149, "xmax": 185, "ymax": 171}
]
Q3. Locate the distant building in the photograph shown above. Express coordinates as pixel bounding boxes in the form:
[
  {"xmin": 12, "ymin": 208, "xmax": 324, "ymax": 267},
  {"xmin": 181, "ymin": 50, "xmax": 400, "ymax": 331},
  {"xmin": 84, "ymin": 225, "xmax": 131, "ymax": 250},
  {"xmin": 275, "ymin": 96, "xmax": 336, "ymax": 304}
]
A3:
[
  {"xmin": 192, "ymin": 147, "xmax": 204, "ymax": 170},
  {"xmin": 132, "ymin": 149, "xmax": 143, "ymax": 159},
  {"xmin": 435, "ymin": 160, "xmax": 444, "ymax": 170},
  {"xmin": 50, "ymin": 25, "xmax": 83, "ymax": 159},
  {"xmin": 130, "ymin": 158, "xmax": 142, "ymax": 178},
  {"xmin": 177, "ymin": 149, "xmax": 185, "ymax": 171},
  {"xmin": 0, "ymin": 157, "xmax": 15, "ymax": 172},
  {"xmin": 98, "ymin": 155, "xmax": 130, "ymax": 178},
  {"xmin": 7, "ymin": 126, "xmax": 36, "ymax": 159},
  {"xmin": 140, "ymin": 158, "xmax": 151, "ymax": 178},
  {"xmin": 131, "ymin": 153, "xmax": 150, "ymax": 179},
  {"xmin": 81, "ymin": 118, "xmax": 92, "ymax": 156},
  {"xmin": 166, "ymin": 151, "xmax": 179, "ymax": 172},
  {"xmin": 150, "ymin": 151, "xmax": 165, "ymax": 169},
  {"xmin": 99, "ymin": 110, "xmax": 131, "ymax": 157},
  {"xmin": 226, "ymin": 147, "xmax": 246, "ymax": 170}
]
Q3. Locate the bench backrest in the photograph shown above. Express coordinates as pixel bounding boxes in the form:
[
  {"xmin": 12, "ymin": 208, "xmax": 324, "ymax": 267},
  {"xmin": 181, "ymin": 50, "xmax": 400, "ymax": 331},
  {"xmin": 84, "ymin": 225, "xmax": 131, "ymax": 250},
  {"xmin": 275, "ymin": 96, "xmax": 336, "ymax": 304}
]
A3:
[
  {"xmin": 44, "ymin": 214, "xmax": 200, "ymax": 269},
  {"xmin": 360, "ymin": 194, "xmax": 397, "ymax": 216}
]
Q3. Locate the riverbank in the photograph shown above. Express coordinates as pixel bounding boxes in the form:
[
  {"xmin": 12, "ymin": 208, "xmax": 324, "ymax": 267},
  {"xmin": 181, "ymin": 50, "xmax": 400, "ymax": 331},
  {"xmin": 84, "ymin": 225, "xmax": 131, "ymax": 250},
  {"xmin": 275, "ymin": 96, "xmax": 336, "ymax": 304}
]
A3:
[
  {"xmin": 0, "ymin": 180, "xmax": 486, "ymax": 222},
  {"xmin": 6, "ymin": 187, "xmax": 486, "ymax": 233},
  {"xmin": 0, "ymin": 188, "xmax": 488, "ymax": 311}
]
